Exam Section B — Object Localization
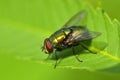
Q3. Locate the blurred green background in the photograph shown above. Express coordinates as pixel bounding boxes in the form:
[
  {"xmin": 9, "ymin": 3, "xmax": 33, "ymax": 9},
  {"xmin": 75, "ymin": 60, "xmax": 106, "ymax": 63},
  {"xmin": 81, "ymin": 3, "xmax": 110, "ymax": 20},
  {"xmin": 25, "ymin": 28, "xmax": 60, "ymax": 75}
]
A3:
[{"xmin": 0, "ymin": 0, "xmax": 120, "ymax": 80}]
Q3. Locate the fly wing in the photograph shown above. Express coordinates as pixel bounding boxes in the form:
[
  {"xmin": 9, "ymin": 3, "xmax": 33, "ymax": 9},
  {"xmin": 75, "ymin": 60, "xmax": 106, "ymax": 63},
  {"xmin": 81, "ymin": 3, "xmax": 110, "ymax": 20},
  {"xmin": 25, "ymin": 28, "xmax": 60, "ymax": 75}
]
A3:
[
  {"xmin": 73, "ymin": 31, "xmax": 101, "ymax": 42},
  {"xmin": 63, "ymin": 10, "xmax": 87, "ymax": 28},
  {"xmin": 66, "ymin": 30, "xmax": 101, "ymax": 45},
  {"xmin": 75, "ymin": 31, "xmax": 101, "ymax": 41}
]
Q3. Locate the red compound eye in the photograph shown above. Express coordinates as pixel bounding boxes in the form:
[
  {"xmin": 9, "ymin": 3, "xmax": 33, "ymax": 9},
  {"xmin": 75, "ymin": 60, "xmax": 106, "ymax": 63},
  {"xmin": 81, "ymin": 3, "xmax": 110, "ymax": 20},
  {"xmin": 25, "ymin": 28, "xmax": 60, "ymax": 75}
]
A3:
[{"xmin": 44, "ymin": 38, "xmax": 53, "ymax": 53}]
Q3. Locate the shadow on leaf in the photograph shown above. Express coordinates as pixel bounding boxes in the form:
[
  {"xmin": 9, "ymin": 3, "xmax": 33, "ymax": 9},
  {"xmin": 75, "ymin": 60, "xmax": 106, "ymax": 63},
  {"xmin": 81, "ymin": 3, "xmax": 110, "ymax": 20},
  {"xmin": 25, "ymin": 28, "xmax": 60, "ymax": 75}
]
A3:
[{"xmin": 48, "ymin": 40, "xmax": 107, "ymax": 61}]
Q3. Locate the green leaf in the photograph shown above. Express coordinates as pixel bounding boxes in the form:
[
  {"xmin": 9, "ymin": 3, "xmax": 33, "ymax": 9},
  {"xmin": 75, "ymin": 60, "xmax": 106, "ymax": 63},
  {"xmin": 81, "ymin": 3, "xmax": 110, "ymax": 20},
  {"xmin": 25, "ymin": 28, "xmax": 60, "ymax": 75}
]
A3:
[{"xmin": 0, "ymin": 0, "xmax": 120, "ymax": 72}]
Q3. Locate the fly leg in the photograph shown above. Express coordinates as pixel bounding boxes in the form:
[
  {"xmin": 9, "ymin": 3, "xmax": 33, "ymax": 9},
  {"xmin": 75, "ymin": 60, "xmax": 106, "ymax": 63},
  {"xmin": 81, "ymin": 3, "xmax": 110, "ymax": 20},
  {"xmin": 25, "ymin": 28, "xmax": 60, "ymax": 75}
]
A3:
[
  {"xmin": 72, "ymin": 46, "xmax": 83, "ymax": 62},
  {"xmin": 54, "ymin": 50, "xmax": 59, "ymax": 69},
  {"xmin": 80, "ymin": 43, "xmax": 96, "ymax": 54},
  {"xmin": 45, "ymin": 54, "xmax": 51, "ymax": 60}
]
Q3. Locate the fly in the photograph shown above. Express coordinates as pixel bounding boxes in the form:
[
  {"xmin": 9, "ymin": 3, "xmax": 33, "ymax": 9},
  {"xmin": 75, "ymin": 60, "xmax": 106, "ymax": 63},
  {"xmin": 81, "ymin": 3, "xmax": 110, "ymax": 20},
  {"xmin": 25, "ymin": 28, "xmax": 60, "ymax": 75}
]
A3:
[{"xmin": 42, "ymin": 10, "xmax": 101, "ymax": 68}]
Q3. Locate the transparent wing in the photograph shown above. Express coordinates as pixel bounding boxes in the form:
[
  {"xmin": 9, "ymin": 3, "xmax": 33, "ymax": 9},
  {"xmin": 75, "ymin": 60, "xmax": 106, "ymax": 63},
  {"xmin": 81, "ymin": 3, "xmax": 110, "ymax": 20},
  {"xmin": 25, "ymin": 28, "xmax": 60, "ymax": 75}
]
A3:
[
  {"xmin": 74, "ymin": 31, "xmax": 101, "ymax": 42},
  {"xmin": 66, "ymin": 30, "xmax": 101, "ymax": 43},
  {"xmin": 63, "ymin": 10, "xmax": 87, "ymax": 28}
]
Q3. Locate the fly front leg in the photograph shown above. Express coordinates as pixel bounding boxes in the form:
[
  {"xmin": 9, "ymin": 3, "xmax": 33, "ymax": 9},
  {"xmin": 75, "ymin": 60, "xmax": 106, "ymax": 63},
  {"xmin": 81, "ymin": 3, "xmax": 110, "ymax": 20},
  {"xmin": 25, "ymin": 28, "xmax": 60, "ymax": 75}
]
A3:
[
  {"xmin": 45, "ymin": 54, "xmax": 51, "ymax": 60},
  {"xmin": 72, "ymin": 46, "xmax": 83, "ymax": 62},
  {"xmin": 54, "ymin": 50, "xmax": 59, "ymax": 69}
]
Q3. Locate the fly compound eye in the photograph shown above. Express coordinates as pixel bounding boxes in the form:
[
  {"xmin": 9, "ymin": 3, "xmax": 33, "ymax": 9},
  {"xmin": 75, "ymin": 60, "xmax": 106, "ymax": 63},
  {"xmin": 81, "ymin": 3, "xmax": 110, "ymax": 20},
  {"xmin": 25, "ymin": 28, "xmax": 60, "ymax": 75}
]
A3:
[{"xmin": 44, "ymin": 38, "xmax": 53, "ymax": 54}]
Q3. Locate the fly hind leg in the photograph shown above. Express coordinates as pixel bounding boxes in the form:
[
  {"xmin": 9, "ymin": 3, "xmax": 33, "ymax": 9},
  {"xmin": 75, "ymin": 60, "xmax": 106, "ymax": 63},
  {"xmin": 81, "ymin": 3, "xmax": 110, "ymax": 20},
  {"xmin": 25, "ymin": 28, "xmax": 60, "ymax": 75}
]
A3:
[{"xmin": 80, "ymin": 43, "xmax": 97, "ymax": 54}]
